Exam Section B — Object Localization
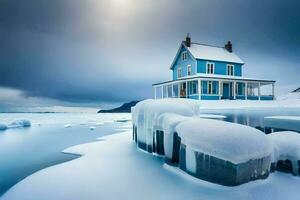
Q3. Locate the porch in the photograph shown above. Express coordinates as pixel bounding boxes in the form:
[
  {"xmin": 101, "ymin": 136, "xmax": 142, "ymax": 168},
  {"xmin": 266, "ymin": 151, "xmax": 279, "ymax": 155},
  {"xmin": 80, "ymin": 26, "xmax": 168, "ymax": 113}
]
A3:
[{"xmin": 153, "ymin": 75, "xmax": 275, "ymax": 100}]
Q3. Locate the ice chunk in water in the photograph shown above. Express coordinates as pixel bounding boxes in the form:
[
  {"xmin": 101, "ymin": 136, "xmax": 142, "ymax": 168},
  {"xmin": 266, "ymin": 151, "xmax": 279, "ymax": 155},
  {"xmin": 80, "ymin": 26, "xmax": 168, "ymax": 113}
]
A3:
[
  {"xmin": 64, "ymin": 124, "xmax": 72, "ymax": 128},
  {"xmin": 0, "ymin": 123, "xmax": 7, "ymax": 131},
  {"xmin": 9, "ymin": 120, "xmax": 31, "ymax": 128}
]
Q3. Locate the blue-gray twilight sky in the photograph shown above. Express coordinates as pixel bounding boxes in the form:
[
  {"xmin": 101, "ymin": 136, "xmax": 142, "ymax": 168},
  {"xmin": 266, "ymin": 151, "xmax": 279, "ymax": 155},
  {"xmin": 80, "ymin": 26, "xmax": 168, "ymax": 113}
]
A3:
[{"xmin": 0, "ymin": 0, "xmax": 299, "ymax": 112}]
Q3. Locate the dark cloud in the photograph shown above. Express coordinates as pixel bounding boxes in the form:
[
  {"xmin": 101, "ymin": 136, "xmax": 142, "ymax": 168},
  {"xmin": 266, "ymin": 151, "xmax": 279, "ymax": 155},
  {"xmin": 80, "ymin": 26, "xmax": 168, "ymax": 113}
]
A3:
[{"xmin": 0, "ymin": 0, "xmax": 299, "ymax": 109}]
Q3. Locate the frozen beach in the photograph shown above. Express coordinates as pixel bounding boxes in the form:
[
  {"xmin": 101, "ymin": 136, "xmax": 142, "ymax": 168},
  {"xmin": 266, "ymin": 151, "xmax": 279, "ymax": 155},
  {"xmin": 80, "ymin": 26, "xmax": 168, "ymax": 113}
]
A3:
[
  {"xmin": 0, "ymin": 113, "xmax": 131, "ymax": 196},
  {"xmin": 2, "ymin": 131, "xmax": 300, "ymax": 200}
]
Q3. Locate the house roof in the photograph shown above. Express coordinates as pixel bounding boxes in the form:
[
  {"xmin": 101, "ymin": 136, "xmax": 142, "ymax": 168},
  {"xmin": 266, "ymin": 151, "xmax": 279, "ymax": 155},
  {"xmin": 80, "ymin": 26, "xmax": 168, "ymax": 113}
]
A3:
[
  {"xmin": 170, "ymin": 42, "xmax": 244, "ymax": 69},
  {"xmin": 187, "ymin": 42, "xmax": 244, "ymax": 64}
]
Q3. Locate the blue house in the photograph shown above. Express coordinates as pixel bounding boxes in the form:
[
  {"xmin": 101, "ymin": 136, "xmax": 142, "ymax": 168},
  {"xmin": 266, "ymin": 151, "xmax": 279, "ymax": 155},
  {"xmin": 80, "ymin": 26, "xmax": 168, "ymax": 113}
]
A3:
[{"xmin": 153, "ymin": 35, "xmax": 275, "ymax": 100}]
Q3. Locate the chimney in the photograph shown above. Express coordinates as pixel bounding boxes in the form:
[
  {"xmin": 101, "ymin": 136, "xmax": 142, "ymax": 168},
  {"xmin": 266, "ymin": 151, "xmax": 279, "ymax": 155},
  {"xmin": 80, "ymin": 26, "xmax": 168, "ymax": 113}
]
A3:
[
  {"xmin": 185, "ymin": 33, "xmax": 191, "ymax": 47},
  {"xmin": 225, "ymin": 41, "xmax": 233, "ymax": 52}
]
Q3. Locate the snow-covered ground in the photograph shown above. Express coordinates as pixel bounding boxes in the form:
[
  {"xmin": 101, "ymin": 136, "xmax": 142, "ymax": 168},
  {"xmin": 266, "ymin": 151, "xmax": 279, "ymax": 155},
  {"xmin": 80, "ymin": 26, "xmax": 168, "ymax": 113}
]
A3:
[
  {"xmin": 2, "ymin": 131, "xmax": 300, "ymax": 200},
  {"xmin": 1, "ymin": 96, "xmax": 299, "ymax": 199}
]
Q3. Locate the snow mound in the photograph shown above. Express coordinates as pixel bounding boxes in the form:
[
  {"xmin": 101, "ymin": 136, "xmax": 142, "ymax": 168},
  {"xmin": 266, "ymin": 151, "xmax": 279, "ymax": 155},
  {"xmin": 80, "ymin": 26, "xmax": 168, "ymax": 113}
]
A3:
[
  {"xmin": 175, "ymin": 118, "xmax": 272, "ymax": 164},
  {"xmin": 268, "ymin": 131, "xmax": 300, "ymax": 162},
  {"xmin": 0, "ymin": 123, "xmax": 7, "ymax": 131},
  {"xmin": 8, "ymin": 120, "xmax": 31, "ymax": 128},
  {"xmin": 90, "ymin": 126, "xmax": 95, "ymax": 130}
]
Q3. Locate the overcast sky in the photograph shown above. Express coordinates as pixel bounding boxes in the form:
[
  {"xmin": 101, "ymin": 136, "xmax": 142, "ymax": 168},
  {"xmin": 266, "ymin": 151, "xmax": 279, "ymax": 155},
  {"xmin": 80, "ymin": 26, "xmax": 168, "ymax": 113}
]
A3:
[{"xmin": 0, "ymin": 0, "xmax": 299, "ymax": 112}]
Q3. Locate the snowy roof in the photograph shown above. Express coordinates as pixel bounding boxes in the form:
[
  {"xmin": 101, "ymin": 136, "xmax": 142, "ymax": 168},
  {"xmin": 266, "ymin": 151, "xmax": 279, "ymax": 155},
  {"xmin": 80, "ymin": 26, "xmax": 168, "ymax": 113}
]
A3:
[
  {"xmin": 175, "ymin": 118, "xmax": 272, "ymax": 164},
  {"xmin": 187, "ymin": 42, "xmax": 244, "ymax": 64}
]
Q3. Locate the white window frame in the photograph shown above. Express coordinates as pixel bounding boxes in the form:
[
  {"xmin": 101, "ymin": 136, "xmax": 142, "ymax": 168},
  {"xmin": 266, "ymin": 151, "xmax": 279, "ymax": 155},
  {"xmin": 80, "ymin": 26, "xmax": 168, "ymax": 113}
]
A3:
[
  {"xmin": 206, "ymin": 62, "xmax": 215, "ymax": 74},
  {"xmin": 187, "ymin": 65, "xmax": 192, "ymax": 76},
  {"xmin": 208, "ymin": 81, "xmax": 213, "ymax": 94},
  {"xmin": 227, "ymin": 64, "xmax": 234, "ymax": 76},
  {"xmin": 177, "ymin": 67, "xmax": 182, "ymax": 78},
  {"xmin": 182, "ymin": 51, "xmax": 187, "ymax": 61}
]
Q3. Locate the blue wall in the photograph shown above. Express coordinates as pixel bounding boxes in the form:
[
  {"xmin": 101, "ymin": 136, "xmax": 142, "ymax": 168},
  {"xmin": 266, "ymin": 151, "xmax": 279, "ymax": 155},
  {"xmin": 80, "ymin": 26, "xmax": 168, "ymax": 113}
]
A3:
[
  {"xmin": 196, "ymin": 60, "xmax": 242, "ymax": 76},
  {"xmin": 172, "ymin": 45, "xmax": 197, "ymax": 80},
  {"xmin": 201, "ymin": 80, "xmax": 219, "ymax": 95},
  {"xmin": 171, "ymin": 45, "xmax": 243, "ymax": 80}
]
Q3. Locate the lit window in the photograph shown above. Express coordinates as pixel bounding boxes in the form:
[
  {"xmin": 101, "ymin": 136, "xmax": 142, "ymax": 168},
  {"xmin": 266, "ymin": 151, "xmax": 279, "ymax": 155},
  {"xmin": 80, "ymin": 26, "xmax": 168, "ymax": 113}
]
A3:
[
  {"xmin": 187, "ymin": 65, "xmax": 192, "ymax": 76},
  {"xmin": 177, "ymin": 67, "xmax": 182, "ymax": 78},
  {"xmin": 206, "ymin": 62, "xmax": 214, "ymax": 74},
  {"xmin": 227, "ymin": 64, "xmax": 234, "ymax": 76}
]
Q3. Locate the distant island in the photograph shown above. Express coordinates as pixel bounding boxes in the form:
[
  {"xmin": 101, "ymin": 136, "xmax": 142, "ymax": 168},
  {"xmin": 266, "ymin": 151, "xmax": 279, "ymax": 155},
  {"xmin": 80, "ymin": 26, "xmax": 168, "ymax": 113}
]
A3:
[{"xmin": 98, "ymin": 101, "xmax": 140, "ymax": 113}]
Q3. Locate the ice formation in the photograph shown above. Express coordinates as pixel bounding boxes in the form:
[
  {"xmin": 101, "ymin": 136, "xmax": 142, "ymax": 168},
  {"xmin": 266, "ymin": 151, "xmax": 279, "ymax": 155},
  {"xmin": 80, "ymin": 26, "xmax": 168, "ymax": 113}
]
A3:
[
  {"xmin": 0, "ymin": 123, "xmax": 7, "ymax": 131},
  {"xmin": 268, "ymin": 131, "xmax": 300, "ymax": 175},
  {"xmin": 132, "ymin": 99, "xmax": 274, "ymax": 185},
  {"xmin": 176, "ymin": 118, "xmax": 272, "ymax": 164},
  {"xmin": 8, "ymin": 120, "xmax": 31, "ymax": 128},
  {"xmin": 64, "ymin": 124, "xmax": 72, "ymax": 128},
  {"xmin": 132, "ymin": 98, "xmax": 200, "ymax": 152}
]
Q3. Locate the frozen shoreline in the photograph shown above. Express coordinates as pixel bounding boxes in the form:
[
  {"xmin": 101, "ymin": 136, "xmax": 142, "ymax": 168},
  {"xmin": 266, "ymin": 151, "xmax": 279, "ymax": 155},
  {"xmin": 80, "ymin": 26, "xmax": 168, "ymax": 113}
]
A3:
[{"xmin": 2, "ymin": 131, "xmax": 300, "ymax": 200}]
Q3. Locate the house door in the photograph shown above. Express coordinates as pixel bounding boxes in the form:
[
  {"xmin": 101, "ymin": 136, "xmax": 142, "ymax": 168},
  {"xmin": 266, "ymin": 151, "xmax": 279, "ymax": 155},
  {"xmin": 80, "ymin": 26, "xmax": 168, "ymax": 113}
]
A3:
[
  {"xmin": 180, "ymin": 82, "xmax": 186, "ymax": 97},
  {"xmin": 222, "ymin": 83, "xmax": 230, "ymax": 99}
]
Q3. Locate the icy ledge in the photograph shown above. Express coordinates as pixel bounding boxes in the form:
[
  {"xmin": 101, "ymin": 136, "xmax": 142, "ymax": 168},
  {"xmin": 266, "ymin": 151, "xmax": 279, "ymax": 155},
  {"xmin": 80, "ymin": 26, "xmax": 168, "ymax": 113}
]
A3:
[{"xmin": 132, "ymin": 99, "xmax": 276, "ymax": 185}]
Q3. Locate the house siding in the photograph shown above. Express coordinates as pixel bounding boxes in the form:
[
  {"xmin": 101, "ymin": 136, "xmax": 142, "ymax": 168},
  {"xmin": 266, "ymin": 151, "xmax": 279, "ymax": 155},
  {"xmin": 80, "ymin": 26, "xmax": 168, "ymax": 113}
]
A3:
[
  {"xmin": 201, "ymin": 80, "xmax": 219, "ymax": 95},
  {"xmin": 172, "ymin": 45, "xmax": 197, "ymax": 80},
  {"xmin": 196, "ymin": 60, "xmax": 243, "ymax": 76}
]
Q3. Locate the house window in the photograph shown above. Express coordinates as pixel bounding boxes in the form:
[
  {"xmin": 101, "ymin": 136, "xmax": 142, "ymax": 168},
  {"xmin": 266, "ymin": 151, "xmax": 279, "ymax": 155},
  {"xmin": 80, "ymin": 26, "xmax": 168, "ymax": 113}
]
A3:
[
  {"xmin": 208, "ymin": 81, "xmax": 213, "ymax": 94},
  {"xmin": 190, "ymin": 81, "xmax": 198, "ymax": 95},
  {"xmin": 227, "ymin": 64, "xmax": 234, "ymax": 76},
  {"xmin": 177, "ymin": 67, "xmax": 182, "ymax": 78},
  {"xmin": 182, "ymin": 51, "xmax": 188, "ymax": 61},
  {"xmin": 206, "ymin": 62, "xmax": 214, "ymax": 74},
  {"xmin": 187, "ymin": 65, "xmax": 192, "ymax": 76}
]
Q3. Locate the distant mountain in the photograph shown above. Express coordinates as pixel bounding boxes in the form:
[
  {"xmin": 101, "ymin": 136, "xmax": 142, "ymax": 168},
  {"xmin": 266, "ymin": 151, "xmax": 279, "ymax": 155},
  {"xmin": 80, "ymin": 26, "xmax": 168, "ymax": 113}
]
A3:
[
  {"xmin": 292, "ymin": 87, "xmax": 300, "ymax": 93},
  {"xmin": 278, "ymin": 87, "xmax": 300, "ymax": 101},
  {"xmin": 98, "ymin": 101, "xmax": 140, "ymax": 113}
]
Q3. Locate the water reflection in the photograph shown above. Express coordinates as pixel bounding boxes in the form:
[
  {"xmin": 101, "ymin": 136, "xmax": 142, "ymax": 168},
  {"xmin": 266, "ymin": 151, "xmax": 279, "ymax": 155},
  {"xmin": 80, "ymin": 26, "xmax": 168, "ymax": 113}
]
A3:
[{"xmin": 200, "ymin": 108, "xmax": 300, "ymax": 129}]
